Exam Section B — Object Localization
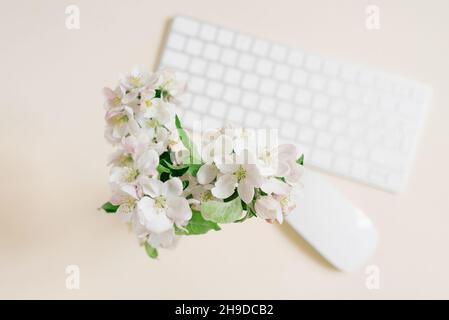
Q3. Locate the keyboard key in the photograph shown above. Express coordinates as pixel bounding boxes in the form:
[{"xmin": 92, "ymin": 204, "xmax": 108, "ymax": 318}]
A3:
[
  {"xmin": 294, "ymin": 108, "xmax": 312, "ymax": 124},
  {"xmin": 329, "ymin": 118, "xmax": 347, "ymax": 133},
  {"xmin": 223, "ymin": 87, "xmax": 241, "ymax": 104},
  {"xmin": 203, "ymin": 43, "xmax": 220, "ymax": 60},
  {"xmin": 298, "ymin": 127, "xmax": 316, "ymax": 143},
  {"xmin": 241, "ymin": 92, "xmax": 259, "ymax": 109},
  {"xmin": 312, "ymin": 113, "xmax": 330, "ymax": 130},
  {"xmin": 244, "ymin": 111, "xmax": 263, "ymax": 127},
  {"xmin": 345, "ymin": 85, "xmax": 362, "ymax": 101},
  {"xmin": 188, "ymin": 76, "xmax": 206, "ymax": 93},
  {"xmin": 328, "ymin": 80, "xmax": 344, "ymax": 96},
  {"xmin": 206, "ymin": 63, "xmax": 224, "ymax": 79},
  {"xmin": 256, "ymin": 59, "xmax": 273, "ymax": 76},
  {"xmin": 270, "ymin": 45, "xmax": 287, "ymax": 61},
  {"xmin": 185, "ymin": 38, "xmax": 203, "ymax": 56},
  {"xmin": 199, "ymin": 24, "xmax": 217, "ymax": 41},
  {"xmin": 202, "ymin": 115, "xmax": 223, "ymax": 130},
  {"xmin": 220, "ymin": 48, "xmax": 238, "ymax": 66},
  {"xmin": 334, "ymin": 137, "xmax": 351, "ymax": 153},
  {"xmin": 274, "ymin": 64, "xmax": 291, "ymax": 81},
  {"xmin": 237, "ymin": 54, "xmax": 256, "ymax": 71},
  {"xmin": 259, "ymin": 98, "xmax": 276, "ymax": 113},
  {"xmin": 291, "ymin": 69, "xmax": 308, "ymax": 86},
  {"xmin": 217, "ymin": 29, "xmax": 234, "ymax": 46},
  {"xmin": 323, "ymin": 60, "xmax": 340, "ymax": 77},
  {"xmin": 280, "ymin": 121, "xmax": 298, "ymax": 139},
  {"xmin": 241, "ymin": 73, "xmax": 259, "ymax": 90},
  {"xmin": 309, "ymin": 74, "xmax": 326, "ymax": 91},
  {"xmin": 227, "ymin": 106, "xmax": 245, "ymax": 123},
  {"xmin": 329, "ymin": 100, "xmax": 347, "ymax": 115},
  {"xmin": 287, "ymin": 50, "xmax": 304, "ymax": 67},
  {"xmin": 206, "ymin": 81, "xmax": 224, "ymax": 99},
  {"xmin": 294, "ymin": 89, "xmax": 312, "ymax": 105},
  {"xmin": 224, "ymin": 68, "xmax": 242, "ymax": 85},
  {"xmin": 263, "ymin": 117, "xmax": 280, "ymax": 129},
  {"xmin": 162, "ymin": 50, "xmax": 189, "ymax": 70},
  {"xmin": 316, "ymin": 132, "xmax": 333, "ymax": 149},
  {"xmin": 341, "ymin": 65, "xmax": 358, "ymax": 83},
  {"xmin": 167, "ymin": 33, "xmax": 186, "ymax": 50},
  {"xmin": 210, "ymin": 100, "xmax": 227, "ymax": 118},
  {"xmin": 351, "ymin": 162, "xmax": 368, "ymax": 179},
  {"xmin": 189, "ymin": 57, "xmax": 207, "ymax": 75},
  {"xmin": 259, "ymin": 78, "xmax": 277, "ymax": 96},
  {"xmin": 252, "ymin": 39, "xmax": 269, "ymax": 56},
  {"xmin": 312, "ymin": 94, "xmax": 329, "ymax": 110},
  {"xmin": 305, "ymin": 55, "xmax": 322, "ymax": 72},
  {"xmin": 192, "ymin": 95, "xmax": 209, "ymax": 113},
  {"xmin": 183, "ymin": 110, "xmax": 201, "ymax": 128},
  {"xmin": 276, "ymin": 102, "xmax": 294, "ymax": 119},
  {"xmin": 277, "ymin": 83, "xmax": 294, "ymax": 100},
  {"xmin": 172, "ymin": 17, "xmax": 199, "ymax": 36},
  {"xmin": 234, "ymin": 34, "xmax": 252, "ymax": 51},
  {"xmin": 351, "ymin": 143, "xmax": 369, "ymax": 159}
]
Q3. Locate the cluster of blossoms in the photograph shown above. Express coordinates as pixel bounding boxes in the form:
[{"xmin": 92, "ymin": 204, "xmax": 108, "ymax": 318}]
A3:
[{"xmin": 101, "ymin": 67, "xmax": 305, "ymax": 259}]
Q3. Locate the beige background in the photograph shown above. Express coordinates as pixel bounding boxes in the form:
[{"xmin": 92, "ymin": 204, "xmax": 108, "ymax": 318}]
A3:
[{"xmin": 1, "ymin": 0, "xmax": 448, "ymax": 299}]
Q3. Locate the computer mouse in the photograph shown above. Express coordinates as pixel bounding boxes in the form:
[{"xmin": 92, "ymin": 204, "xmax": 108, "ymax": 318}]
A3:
[{"xmin": 286, "ymin": 169, "xmax": 378, "ymax": 272}]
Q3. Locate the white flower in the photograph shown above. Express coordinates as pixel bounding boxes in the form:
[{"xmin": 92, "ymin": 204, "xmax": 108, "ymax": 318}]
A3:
[
  {"xmin": 212, "ymin": 150, "xmax": 263, "ymax": 203},
  {"xmin": 148, "ymin": 229, "xmax": 178, "ymax": 249},
  {"xmin": 120, "ymin": 65, "xmax": 155, "ymax": 90},
  {"xmin": 104, "ymin": 106, "xmax": 139, "ymax": 144},
  {"xmin": 154, "ymin": 68, "xmax": 185, "ymax": 103},
  {"xmin": 137, "ymin": 97, "xmax": 176, "ymax": 128},
  {"xmin": 254, "ymin": 195, "xmax": 284, "ymax": 223},
  {"xmin": 109, "ymin": 148, "xmax": 159, "ymax": 193},
  {"xmin": 196, "ymin": 133, "xmax": 234, "ymax": 185},
  {"xmin": 260, "ymin": 177, "xmax": 291, "ymax": 195},
  {"xmin": 137, "ymin": 177, "xmax": 192, "ymax": 234}
]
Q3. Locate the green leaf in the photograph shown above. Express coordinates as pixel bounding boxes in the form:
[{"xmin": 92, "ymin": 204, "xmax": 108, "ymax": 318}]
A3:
[
  {"xmin": 144, "ymin": 242, "xmax": 158, "ymax": 259},
  {"xmin": 101, "ymin": 202, "xmax": 119, "ymax": 213},
  {"xmin": 175, "ymin": 210, "xmax": 221, "ymax": 235},
  {"xmin": 187, "ymin": 164, "xmax": 201, "ymax": 176},
  {"xmin": 175, "ymin": 115, "xmax": 202, "ymax": 168},
  {"xmin": 157, "ymin": 164, "xmax": 171, "ymax": 174},
  {"xmin": 297, "ymin": 154, "xmax": 304, "ymax": 166},
  {"xmin": 200, "ymin": 197, "xmax": 243, "ymax": 224}
]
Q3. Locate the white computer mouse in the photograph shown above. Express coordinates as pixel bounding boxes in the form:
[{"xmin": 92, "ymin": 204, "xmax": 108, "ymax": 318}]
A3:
[{"xmin": 286, "ymin": 169, "xmax": 378, "ymax": 272}]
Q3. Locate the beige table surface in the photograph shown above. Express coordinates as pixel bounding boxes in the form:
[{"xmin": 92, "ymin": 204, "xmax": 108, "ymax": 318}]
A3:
[{"xmin": 1, "ymin": 0, "xmax": 448, "ymax": 299}]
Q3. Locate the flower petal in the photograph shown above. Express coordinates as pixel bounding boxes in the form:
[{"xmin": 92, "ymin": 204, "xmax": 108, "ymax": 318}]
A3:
[
  {"xmin": 238, "ymin": 179, "xmax": 255, "ymax": 204},
  {"xmin": 137, "ymin": 197, "xmax": 173, "ymax": 234},
  {"xmin": 163, "ymin": 177, "xmax": 183, "ymax": 197},
  {"xmin": 136, "ymin": 149, "xmax": 159, "ymax": 176},
  {"xmin": 166, "ymin": 196, "xmax": 192, "ymax": 226},
  {"xmin": 140, "ymin": 177, "xmax": 163, "ymax": 197},
  {"xmin": 148, "ymin": 228, "xmax": 178, "ymax": 249},
  {"xmin": 211, "ymin": 174, "xmax": 237, "ymax": 199},
  {"xmin": 261, "ymin": 178, "xmax": 291, "ymax": 195},
  {"xmin": 277, "ymin": 144, "xmax": 298, "ymax": 160},
  {"xmin": 254, "ymin": 196, "xmax": 282, "ymax": 220},
  {"xmin": 197, "ymin": 164, "xmax": 218, "ymax": 185}
]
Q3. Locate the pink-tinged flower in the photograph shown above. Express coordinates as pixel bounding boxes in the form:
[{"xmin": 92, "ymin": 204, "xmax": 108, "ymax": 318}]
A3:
[
  {"xmin": 109, "ymin": 148, "xmax": 159, "ymax": 197},
  {"xmin": 154, "ymin": 68, "xmax": 186, "ymax": 103},
  {"xmin": 137, "ymin": 177, "xmax": 192, "ymax": 234},
  {"xmin": 120, "ymin": 65, "xmax": 156, "ymax": 90},
  {"xmin": 212, "ymin": 150, "xmax": 263, "ymax": 204},
  {"xmin": 254, "ymin": 195, "xmax": 284, "ymax": 223}
]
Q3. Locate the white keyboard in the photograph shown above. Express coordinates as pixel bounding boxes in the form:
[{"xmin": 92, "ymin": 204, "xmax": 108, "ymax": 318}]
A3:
[{"xmin": 158, "ymin": 16, "xmax": 432, "ymax": 192}]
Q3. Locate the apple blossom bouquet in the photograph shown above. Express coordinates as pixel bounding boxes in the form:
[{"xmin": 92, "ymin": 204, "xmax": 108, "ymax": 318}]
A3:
[{"xmin": 101, "ymin": 67, "xmax": 304, "ymax": 259}]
